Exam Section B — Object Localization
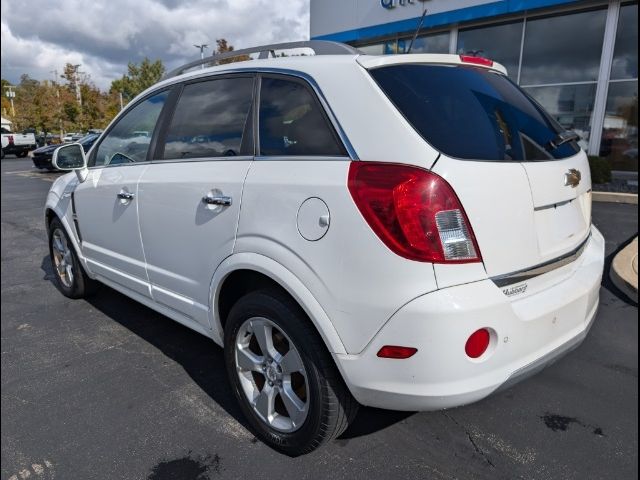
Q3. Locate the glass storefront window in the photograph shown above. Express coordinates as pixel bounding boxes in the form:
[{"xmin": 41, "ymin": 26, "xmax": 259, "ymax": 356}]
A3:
[
  {"xmin": 600, "ymin": 81, "xmax": 638, "ymax": 171},
  {"xmin": 611, "ymin": 3, "xmax": 638, "ymax": 80},
  {"xmin": 358, "ymin": 40, "xmax": 398, "ymax": 55},
  {"xmin": 524, "ymin": 83, "xmax": 598, "ymax": 151},
  {"xmin": 398, "ymin": 31, "xmax": 450, "ymax": 54},
  {"xmin": 457, "ymin": 21, "xmax": 522, "ymax": 79},
  {"xmin": 520, "ymin": 9, "xmax": 606, "ymax": 86}
]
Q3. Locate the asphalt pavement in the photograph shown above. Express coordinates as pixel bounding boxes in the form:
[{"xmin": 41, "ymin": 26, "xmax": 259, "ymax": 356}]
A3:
[{"xmin": 1, "ymin": 156, "xmax": 638, "ymax": 480}]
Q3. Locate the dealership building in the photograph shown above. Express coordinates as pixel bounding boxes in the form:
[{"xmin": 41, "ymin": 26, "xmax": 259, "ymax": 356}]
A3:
[{"xmin": 311, "ymin": 0, "xmax": 638, "ymax": 171}]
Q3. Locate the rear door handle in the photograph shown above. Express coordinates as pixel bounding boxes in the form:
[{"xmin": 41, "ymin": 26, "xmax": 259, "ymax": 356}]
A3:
[
  {"xmin": 117, "ymin": 191, "xmax": 135, "ymax": 201},
  {"xmin": 202, "ymin": 194, "xmax": 232, "ymax": 207}
]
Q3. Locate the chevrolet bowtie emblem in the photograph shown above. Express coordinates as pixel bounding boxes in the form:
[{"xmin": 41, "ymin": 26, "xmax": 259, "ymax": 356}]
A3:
[{"xmin": 564, "ymin": 169, "xmax": 582, "ymax": 188}]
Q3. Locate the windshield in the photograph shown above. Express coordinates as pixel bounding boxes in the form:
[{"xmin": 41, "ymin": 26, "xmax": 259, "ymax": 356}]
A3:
[{"xmin": 370, "ymin": 64, "xmax": 580, "ymax": 161}]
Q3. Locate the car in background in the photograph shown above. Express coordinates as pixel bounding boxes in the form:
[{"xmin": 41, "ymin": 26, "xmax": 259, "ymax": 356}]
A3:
[
  {"xmin": 31, "ymin": 133, "xmax": 99, "ymax": 170},
  {"xmin": 1, "ymin": 127, "xmax": 37, "ymax": 158},
  {"xmin": 62, "ymin": 133, "xmax": 85, "ymax": 143}
]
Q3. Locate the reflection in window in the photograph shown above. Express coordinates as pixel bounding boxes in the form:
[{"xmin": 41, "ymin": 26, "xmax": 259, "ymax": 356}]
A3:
[
  {"xmin": 520, "ymin": 9, "xmax": 607, "ymax": 85},
  {"xmin": 457, "ymin": 21, "xmax": 523, "ymax": 79},
  {"xmin": 523, "ymin": 84, "xmax": 598, "ymax": 151},
  {"xmin": 600, "ymin": 81, "xmax": 638, "ymax": 171},
  {"xmin": 93, "ymin": 91, "xmax": 168, "ymax": 166},
  {"xmin": 259, "ymin": 77, "xmax": 346, "ymax": 156},
  {"xmin": 611, "ymin": 3, "xmax": 638, "ymax": 80},
  {"xmin": 399, "ymin": 31, "xmax": 449, "ymax": 54},
  {"xmin": 163, "ymin": 78, "xmax": 254, "ymax": 159}
]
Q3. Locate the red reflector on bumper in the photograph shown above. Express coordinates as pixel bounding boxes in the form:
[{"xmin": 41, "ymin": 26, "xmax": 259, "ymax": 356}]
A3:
[
  {"xmin": 465, "ymin": 329, "xmax": 490, "ymax": 358},
  {"xmin": 377, "ymin": 345, "xmax": 418, "ymax": 359}
]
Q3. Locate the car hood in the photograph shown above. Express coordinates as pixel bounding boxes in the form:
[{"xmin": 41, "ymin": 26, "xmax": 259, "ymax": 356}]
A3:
[{"xmin": 33, "ymin": 144, "xmax": 58, "ymax": 155}]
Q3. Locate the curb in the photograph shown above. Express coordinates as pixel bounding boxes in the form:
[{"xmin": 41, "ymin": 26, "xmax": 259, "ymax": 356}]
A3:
[
  {"xmin": 610, "ymin": 237, "xmax": 638, "ymax": 304},
  {"xmin": 592, "ymin": 192, "xmax": 638, "ymax": 204}
]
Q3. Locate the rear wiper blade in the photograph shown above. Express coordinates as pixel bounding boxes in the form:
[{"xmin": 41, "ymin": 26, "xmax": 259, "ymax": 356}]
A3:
[{"xmin": 548, "ymin": 130, "xmax": 580, "ymax": 150}]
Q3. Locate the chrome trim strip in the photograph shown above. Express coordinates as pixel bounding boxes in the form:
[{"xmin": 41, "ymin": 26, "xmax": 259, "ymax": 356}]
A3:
[
  {"xmin": 534, "ymin": 198, "xmax": 575, "ymax": 211},
  {"xmin": 491, "ymin": 233, "xmax": 592, "ymax": 288}
]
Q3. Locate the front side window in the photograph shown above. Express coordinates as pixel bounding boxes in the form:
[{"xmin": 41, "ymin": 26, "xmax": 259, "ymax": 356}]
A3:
[
  {"xmin": 162, "ymin": 77, "xmax": 254, "ymax": 159},
  {"xmin": 92, "ymin": 91, "xmax": 168, "ymax": 167},
  {"xmin": 258, "ymin": 77, "xmax": 346, "ymax": 157}
]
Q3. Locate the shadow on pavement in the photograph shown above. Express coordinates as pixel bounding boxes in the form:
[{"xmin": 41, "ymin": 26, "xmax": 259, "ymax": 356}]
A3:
[{"xmin": 40, "ymin": 254, "xmax": 410, "ymax": 442}]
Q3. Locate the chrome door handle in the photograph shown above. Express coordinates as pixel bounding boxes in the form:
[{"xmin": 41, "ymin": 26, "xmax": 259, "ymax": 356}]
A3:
[
  {"xmin": 117, "ymin": 191, "xmax": 135, "ymax": 200},
  {"xmin": 202, "ymin": 194, "xmax": 232, "ymax": 206}
]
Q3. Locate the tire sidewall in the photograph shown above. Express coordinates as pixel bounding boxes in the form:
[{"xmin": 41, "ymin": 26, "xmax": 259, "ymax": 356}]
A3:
[{"xmin": 224, "ymin": 291, "xmax": 328, "ymax": 454}]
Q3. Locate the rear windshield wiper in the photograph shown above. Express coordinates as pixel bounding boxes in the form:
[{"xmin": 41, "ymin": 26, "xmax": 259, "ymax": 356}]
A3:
[{"xmin": 548, "ymin": 130, "xmax": 580, "ymax": 151}]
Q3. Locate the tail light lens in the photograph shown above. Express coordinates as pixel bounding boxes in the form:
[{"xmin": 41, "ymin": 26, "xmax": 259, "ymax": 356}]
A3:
[
  {"xmin": 348, "ymin": 162, "xmax": 481, "ymax": 263},
  {"xmin": 7, "ymin": 135, "xmax": 14, "ymax": 144}
]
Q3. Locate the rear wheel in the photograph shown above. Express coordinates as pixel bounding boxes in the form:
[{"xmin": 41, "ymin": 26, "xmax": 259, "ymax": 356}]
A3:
[
  {"xmin": 224, "ymin": 289, "xmax": 358, "ymax": 456},
  {"xmin": 17, "ymin": 150, "xmax": 28, "ymax": 158},
  {"xmin": 48, "ymin": 217, "xmax": 99, "ymax": 298}
]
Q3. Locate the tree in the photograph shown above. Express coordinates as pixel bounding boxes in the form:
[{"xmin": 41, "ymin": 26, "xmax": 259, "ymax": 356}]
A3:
[
  {"xmin": 109, "ymin": 58, "xmax": 165, "ymax": 104},
  {"xmin": 213, "ymin": 38, "xmax": 250, "ymax": 65},
  {"xmin": 12, "ymin": 75, "xmax": 59, "ymax": 135},
  {"xmin": 1, "ymin": 79, "xmax": 13, "ymax": 119}
]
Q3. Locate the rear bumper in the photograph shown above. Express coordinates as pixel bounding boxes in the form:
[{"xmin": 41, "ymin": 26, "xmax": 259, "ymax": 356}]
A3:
[
  {"xmin": 335, "ymin": 225, "xmax": 605, "ymax": 411},
  {"xmin": 3, "ymin": 144, "xmax": 36, "ymax": 154}
]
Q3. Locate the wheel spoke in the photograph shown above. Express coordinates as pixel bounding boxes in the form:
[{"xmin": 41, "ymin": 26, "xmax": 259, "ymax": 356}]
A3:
[
  {"xmin": 253, "ymin": 385, "xmax": 276, "ymax": 422},
  {"xmin": 236, "ymin": 346, "xmax": 263, "ymax": 372},
  {"xmin": 251, "ymin": 320, "xmax": 277, "ymax": 359},
  {"xmin": 280, "ymin": 383, "xmax": 306, "ymax": 426},
  {"xmin": 65, "ymin": 265, "xmax": 74, "ymax": 284},
  {"xmin": 53, "ymin": 236, "xmax": 64, "ymax": 254},
  {"xmin": 279, "ymin": 348, "xmax": 304, "ymax": 374}
]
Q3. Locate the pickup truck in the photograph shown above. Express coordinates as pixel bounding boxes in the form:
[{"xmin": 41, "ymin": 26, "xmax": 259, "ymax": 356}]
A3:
[{"xmin": 1, "ymin": 127, "xmax": 37, "ymax": 158}]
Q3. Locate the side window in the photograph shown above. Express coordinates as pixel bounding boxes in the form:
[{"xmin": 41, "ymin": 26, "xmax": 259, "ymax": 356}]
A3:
[
  {"xmin": 92, "ymin": 91, "xmax": 168, "ymax": 167},
  {"xmin": 162, "ymin": 77, "xmax": 254, "ymax": 159},
  {"xmin": 258, "ymin": 77, "xmax": 346, "ymax": 157}
]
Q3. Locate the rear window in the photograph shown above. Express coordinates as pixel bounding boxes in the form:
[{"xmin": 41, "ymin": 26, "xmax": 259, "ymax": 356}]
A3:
[{"xmin": 370, "ymin": 64, "xmax": 580, "ymax": 161}]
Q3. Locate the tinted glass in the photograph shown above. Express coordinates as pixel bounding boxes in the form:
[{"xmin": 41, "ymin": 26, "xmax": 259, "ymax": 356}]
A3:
[
  {"xmin": 93, "ymin": 91, "xmax": 168, "ymax": 166},
  {"xmin": 359, "ymin": 41, "xmax": 397, "ymax": 55},
  {"xmin": 371, "ymin": 64, "xmax": 579, "ymax": 161},
  {"xmin": 611, "ymin": 3, "xmax": 638, "ymax": 80},
  {"xmin": 259, "ymin": 77, "xmax": 346, "ymax": 156},
  {"xmin": 523, "ymin": 83, "xmax": 597, "ymax": 151},
  {"xmin": 399, "ymin": 32, "xmax": 450, "ymax": 54},
  {"xmin": 520, "ymin": 9, "xmax": 606, "ymax": 85},
  {"xmin": 163, "ymin": 77, "xmax": 254, "ymax": 159},
  {"xmin": 457, "ymin": 21, "xmax": 523, "ymax": 79},
  {"xmin": 600, "ymin": 81, "xmax": 638, "ymax": 171}
]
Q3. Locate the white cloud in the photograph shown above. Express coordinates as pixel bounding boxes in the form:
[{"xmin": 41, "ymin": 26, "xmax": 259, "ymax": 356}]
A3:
[{"xmin": 0, "ymin": 0, "xmax": 310, "ymax": 89}]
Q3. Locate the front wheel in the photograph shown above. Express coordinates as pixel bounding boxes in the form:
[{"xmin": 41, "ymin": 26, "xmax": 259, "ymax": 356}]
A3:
[
  {"xmin": 224, "ymin": 289, "xmax": 358, "ymax": 456},
  {"xmin": 48, "ymin": 217, "xmax": 99, "ymax": 298}
]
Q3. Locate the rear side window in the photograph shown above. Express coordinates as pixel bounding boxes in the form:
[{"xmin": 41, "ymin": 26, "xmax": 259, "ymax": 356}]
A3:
[
  {"xmin": 93, "ymin": 91, "xmax": 168, "ymax": 166},
  {"xmin": 370, "ymin": 64, "xmax": 580, "ymax": 161},
  {"xmin": 259, "ymin": 77, "xmax": 346, "ymax": 157},
  {"xmin": 162, "ymin": 77, "xmax": 254, "ymax": 159}
]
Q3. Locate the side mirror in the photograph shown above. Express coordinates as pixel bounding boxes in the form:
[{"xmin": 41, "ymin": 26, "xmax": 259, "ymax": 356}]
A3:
[{"xmin": 52, "ymin": 143, "xmax": 87, "ymax": 170}]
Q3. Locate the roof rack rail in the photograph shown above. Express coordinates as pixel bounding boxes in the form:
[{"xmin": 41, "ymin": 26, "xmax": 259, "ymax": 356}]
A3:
[{"xmin": 164, "ymin": 40, "xmax": 361, "ymax": 79}]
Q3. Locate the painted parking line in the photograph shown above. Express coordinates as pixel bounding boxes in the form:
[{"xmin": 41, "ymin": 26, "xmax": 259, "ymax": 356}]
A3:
[{"xmin": 4, "ymin": 170, "xmax": 59, "ymax": 182}]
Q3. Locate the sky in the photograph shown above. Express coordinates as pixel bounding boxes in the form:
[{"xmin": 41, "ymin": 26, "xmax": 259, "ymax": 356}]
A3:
[{"xmin": 0, "ymin": 0, "xmax": 310, "ymax": 90}]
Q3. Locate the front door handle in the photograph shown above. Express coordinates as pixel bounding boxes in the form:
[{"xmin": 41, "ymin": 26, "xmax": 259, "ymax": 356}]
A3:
[
  {"xmin": 202, "ymin": 193, "xmax": 232, "ymax": 207},
  {"xmin": 117, "ymin": 191, "xmax": 135, "ymax": 201}
]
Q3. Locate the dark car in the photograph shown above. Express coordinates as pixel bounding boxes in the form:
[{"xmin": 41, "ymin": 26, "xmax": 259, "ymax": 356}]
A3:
[{"xmin": 32, "ymin": 134, "xmax": 99, "ymax": 170}]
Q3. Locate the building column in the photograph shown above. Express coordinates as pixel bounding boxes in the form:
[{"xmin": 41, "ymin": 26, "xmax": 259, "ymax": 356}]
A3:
[{"xmin": 588, "ymin": 0, "xmax": 621, "ymax": 156}]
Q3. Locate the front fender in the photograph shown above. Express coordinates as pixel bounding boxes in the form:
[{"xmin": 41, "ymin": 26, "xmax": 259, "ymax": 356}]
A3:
[{"xmin": 208, "ymin": 252, "xmax": 347, "ymax": 355}]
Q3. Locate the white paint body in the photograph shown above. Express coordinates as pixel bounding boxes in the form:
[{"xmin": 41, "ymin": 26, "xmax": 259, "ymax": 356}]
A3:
[{"xmin": 45, "ymin": 53, "xmax": 605, "ymax": 411}]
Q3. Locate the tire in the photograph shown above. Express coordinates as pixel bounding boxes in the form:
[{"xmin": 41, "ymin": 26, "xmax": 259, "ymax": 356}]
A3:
[
  {"xmin": 224, "ymin": 289, "xmax": 358, "ymax": 456},
  {"xmin": 1, "ymin": 148, "xmax": 5, "ymax": 159},
  {"xmin": 17, "ymin": 150, "xmax": 28, "ymax": 158},
  {"xmin": 48, "ymin": 217, "xmax": 99, "ymax": 298}
]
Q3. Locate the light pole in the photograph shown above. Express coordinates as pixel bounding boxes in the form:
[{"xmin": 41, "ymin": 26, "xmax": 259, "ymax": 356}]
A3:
[
  {"xmin": 3, "ymin": 86, "xmax": 16, "ymax": 117},
  {"xmin": 194, "ymin": 44, "xmax": 209, "ymax": 68}
]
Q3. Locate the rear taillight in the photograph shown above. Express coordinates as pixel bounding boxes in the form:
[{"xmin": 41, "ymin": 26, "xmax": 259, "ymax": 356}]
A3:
[
  {"xmin": 7, "ymin": 135, "xmax": 14, "ymax": 144},
  {"xmin": 459, "ymin": 55, "xmax": 494, "ymax": 68},
  {"xmin": 348, "ymin": 162, "xmax": 481, "ymax": 263}
]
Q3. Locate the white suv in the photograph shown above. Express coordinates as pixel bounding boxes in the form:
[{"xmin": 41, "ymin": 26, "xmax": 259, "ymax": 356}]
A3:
[{"xmin": 45, "ymin": 41, "xmax": 605, "ymax": 455}]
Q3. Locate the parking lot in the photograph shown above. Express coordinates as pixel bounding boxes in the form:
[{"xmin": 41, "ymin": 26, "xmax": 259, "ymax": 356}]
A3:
[{"xmin": 1, "ymin": 155, "xmax": 637, "ymax": 479}]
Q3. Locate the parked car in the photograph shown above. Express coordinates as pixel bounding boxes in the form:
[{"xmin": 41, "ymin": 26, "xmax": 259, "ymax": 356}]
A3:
[
  {"xmin": 1, "ymin": 127, "xmax": 37, "ymax": 158},
  {"xmin": 44, "ymin": 42, "xmax": 605, "ymax": 456},
  {"xmin": 62, "ymin": 133, "xmax": 84, "ymax": 143},
  {"xmin": 31, "ymin": 134, "xmax": 99, "ymax": 170}
]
